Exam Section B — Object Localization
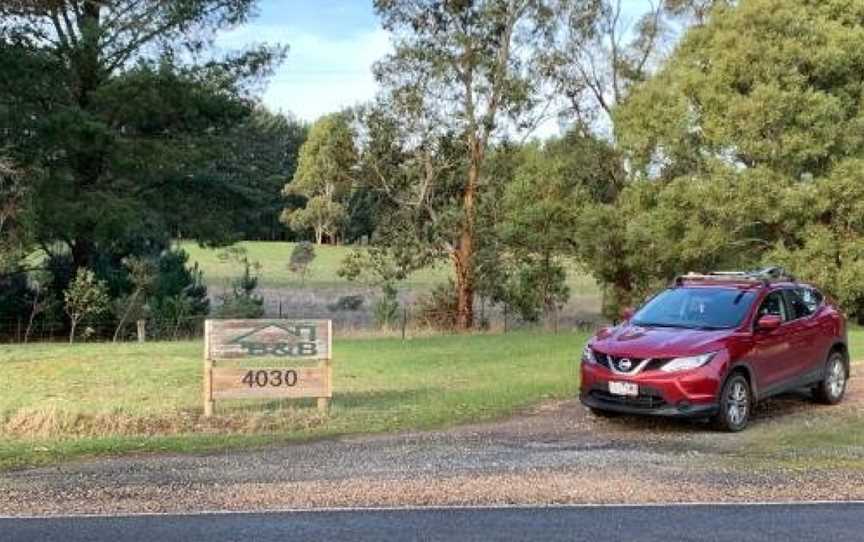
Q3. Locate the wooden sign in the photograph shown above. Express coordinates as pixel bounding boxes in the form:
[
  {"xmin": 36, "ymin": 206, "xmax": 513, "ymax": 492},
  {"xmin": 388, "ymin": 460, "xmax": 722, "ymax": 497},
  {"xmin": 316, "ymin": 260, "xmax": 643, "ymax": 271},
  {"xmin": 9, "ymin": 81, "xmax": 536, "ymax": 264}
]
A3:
[{"xmin": 203, "ymin": 319, "xmax": 332, "ymax": 416}]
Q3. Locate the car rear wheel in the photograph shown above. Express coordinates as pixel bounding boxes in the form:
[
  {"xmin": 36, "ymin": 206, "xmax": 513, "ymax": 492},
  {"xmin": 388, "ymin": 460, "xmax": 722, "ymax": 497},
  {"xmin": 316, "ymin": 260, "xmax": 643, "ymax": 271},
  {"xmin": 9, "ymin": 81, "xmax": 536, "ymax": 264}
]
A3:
[
  {"xmin": 813, "ymin": 351, "xmax": 847, "ymax": 405},
  {"xmin": 713, "ymin": 374, "xmax": 751, "ymax": 432}
]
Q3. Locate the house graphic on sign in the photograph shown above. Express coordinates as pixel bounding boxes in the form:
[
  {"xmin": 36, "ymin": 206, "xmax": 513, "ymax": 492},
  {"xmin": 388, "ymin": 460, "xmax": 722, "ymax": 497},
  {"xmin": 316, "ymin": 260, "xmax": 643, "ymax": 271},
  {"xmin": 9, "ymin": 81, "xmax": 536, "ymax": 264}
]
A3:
[{"xmin": 229, "ymin": 323, "xmax": 319, "ymax": 357}]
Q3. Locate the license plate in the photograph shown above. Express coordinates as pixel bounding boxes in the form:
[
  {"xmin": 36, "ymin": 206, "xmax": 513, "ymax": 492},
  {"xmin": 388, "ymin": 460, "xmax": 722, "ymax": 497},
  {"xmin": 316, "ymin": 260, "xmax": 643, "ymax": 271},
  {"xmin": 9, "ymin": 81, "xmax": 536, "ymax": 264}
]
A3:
[{"xmin": 609, "ymin": 381, "xmax": 638, "ymax": 396}]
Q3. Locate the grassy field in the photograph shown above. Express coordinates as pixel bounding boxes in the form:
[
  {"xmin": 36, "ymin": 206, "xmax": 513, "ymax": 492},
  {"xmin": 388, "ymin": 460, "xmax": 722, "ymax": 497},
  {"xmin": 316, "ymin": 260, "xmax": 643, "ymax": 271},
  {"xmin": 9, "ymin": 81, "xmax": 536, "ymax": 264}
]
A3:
[
  {"xmin": 2, "ymin": 327, "xmax": 861, "ymax": 471},
  {"xmin": 0, "ymin": 331, "xmax": 586, "ymax": 470},
  {"xmin": 178, "ymin": 240, "xmax": 601, "ymax": 296}
]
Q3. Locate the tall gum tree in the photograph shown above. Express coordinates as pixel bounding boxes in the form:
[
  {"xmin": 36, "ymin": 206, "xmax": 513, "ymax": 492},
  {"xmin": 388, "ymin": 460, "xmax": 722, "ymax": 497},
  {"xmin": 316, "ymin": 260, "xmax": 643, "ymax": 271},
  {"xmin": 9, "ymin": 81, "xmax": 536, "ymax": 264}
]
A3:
[
  {"xmin": 282, "ymin": 113, "xmax": 357, "ymax": 245},
  {"xmin": 372, "ymin": 0, "xmax": 554, "ymax": 329}
]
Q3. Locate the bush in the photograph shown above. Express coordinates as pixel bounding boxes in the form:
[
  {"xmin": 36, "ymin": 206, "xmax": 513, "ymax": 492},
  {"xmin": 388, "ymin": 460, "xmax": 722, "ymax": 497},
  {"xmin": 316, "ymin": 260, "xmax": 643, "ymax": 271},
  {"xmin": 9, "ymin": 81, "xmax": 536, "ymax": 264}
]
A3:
[
  {"xmin": 415, "ymin": 281, "xmax": 459, "ymax": 331},
  {"xmin": 64, "ymin": 268, "xmax": 110, "ymax": 343},
  {"xmin": 328, "ymin": 294, "xmax": 364, "ymax": 312},
  {"xmin": 503, "ymin": 261, "xmax": 570, "ymax": 323},
  {"xmin": 216, "ymin": 295, "xmax": 265, "ymax": 319},
  {"xmin": 288, "ymin": 241, "xmax": 316, "ymax": 284},
  {"xmin": 373, "ymin": 284, "xmax": 400, "ymax": 329},
  {"xmin": 148, "ymin": 250, "xmax": 210, "ymax": 339},
  {"xmin": 215, "ymin": 247, "xmax": 264, "ymax": 319}
]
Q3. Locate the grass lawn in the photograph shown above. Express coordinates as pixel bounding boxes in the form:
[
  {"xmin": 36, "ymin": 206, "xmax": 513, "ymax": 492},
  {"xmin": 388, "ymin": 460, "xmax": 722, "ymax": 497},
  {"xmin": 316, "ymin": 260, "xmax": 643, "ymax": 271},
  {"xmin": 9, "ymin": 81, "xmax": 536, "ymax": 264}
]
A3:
[
  {"xmin": 178, "ymin": 240, "xmax": 450, "ymax": 291},
  {"xmin": 178, "ymin": 240, "xmax": 601, "ymax": 296},
  {"xmin": 742, "ymin": 327, "xmax": 864, "ymax": 470},
  {"xmin": 0, "ymin": 331, "xmax": 586, "ymax": 470}
]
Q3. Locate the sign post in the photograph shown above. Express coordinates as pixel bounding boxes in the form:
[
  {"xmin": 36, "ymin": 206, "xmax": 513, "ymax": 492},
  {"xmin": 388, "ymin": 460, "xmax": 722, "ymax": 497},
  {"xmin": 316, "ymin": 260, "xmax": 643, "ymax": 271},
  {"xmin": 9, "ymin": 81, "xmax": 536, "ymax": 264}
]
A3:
[{"xmin": 203, "ymin": 319, "xmax": 332, "ymax": 416}]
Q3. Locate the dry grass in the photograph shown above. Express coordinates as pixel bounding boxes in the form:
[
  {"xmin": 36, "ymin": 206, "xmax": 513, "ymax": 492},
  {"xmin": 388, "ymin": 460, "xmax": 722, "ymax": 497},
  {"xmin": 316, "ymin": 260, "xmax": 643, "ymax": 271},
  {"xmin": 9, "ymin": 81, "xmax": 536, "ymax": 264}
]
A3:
[{"xmin": 1, "ymin": 406, "xmax": 328, "ymax": 440}]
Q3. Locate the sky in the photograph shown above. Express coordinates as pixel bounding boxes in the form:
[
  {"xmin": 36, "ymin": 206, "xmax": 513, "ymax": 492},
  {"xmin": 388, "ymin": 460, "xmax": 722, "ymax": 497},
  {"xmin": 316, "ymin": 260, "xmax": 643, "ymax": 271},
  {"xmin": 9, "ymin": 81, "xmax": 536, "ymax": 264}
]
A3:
[{"xmin": 217, "ymin": 0, "xmax": 653, "ymax": 131}]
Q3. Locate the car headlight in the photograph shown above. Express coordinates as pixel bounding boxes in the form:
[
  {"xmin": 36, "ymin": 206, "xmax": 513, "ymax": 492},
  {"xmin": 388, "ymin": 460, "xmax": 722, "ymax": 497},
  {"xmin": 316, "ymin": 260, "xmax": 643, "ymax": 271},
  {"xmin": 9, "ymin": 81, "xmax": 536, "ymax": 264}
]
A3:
[
  {"xmin": 581, "ymin": 343, "xmax": 596, "ymax": 364},
  {"xmin": 660, "ymin": 352, "xmax": 717, "ymax": 373}
]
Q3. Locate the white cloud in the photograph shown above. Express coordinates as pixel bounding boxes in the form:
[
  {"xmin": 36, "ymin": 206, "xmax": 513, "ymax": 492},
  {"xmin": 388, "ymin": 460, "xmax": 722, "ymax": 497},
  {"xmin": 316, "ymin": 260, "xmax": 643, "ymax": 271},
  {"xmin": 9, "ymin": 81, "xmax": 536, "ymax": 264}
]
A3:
[{"xmin": 217, "ymin": 25, "xmax": 392, "ymax": 121}]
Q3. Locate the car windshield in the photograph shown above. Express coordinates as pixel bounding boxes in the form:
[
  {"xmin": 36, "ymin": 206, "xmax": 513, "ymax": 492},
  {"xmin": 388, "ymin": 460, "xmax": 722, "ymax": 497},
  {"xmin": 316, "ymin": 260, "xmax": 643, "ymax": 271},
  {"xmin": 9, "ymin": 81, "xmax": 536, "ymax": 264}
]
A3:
[{"xmin": 631, "ymin": 287, "xmax": 756, "ymax": 330}]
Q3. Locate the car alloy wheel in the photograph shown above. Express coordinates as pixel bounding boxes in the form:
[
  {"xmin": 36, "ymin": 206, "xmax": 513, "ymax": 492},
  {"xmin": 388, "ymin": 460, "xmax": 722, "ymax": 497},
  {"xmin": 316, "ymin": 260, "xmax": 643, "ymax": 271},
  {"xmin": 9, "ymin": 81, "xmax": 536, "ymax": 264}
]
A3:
[
  {"xmin": 815, "ymin": 352, "xmax": 847, "ymax": 405},
  {"xmin": 715, "ymin": 374, "xmax": 751, "ymax": 432},
  {"xmin": 726, "ymin": 380, "xmax": 749, "ymax": 427},
  {"xmin": 827, "ymin": 357, "xmax": 846, "ymax": 400}
]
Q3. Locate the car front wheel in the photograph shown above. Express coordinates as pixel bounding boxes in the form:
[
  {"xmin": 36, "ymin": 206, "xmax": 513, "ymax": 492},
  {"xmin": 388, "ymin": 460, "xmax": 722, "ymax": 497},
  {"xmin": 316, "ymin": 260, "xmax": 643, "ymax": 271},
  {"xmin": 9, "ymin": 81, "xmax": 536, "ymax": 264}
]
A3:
[
  {"xmin": 714, "ymin": 374, "xmax": 751, "ymax": 432},
  {"xmin": 814, "ymin": 351, "xmax": 847, "ymax": 405}
]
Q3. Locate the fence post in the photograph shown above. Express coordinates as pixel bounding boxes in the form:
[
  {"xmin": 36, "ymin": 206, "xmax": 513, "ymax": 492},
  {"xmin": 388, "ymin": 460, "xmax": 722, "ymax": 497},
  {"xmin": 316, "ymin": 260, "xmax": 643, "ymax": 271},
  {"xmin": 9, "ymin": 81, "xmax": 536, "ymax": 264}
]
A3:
[
  {"xmin": 203, "ymin": 320, "xmax": 214, "ymax": 417},
  {"xmin": 401, "ymin": 305, "xmax": 408, "ymax": 341},
  {"xmin": 554, "ymin": 304, "xmax": 560, "ymax": 334},
  {"xmin": 317, "ymin": 320, "xmax": 333, "ymax": 412},
  {"xmin": 504, "ymin": 305, "xmax": 509, "ymax": 334}
]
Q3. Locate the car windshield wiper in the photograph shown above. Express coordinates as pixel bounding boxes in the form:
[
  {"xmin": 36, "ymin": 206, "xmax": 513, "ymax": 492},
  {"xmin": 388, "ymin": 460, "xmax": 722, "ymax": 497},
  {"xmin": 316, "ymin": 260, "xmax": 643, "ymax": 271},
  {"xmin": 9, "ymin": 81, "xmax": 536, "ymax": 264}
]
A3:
[
  {"xmin": 632, "ymin": 321, "xmax": 689, "ymax": 329},
  {"xmin": 634, "ymin": 321, "xmax": 730, "ymax": 330}
]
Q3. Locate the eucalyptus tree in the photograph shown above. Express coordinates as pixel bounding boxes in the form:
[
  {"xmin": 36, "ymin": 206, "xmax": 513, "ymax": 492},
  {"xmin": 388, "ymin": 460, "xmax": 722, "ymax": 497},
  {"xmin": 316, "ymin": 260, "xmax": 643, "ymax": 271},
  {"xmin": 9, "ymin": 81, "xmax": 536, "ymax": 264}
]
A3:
[
  {"xmin": 370, "ymin": 0, "xmax": 556, "ymax": 329},
  {"xmin": 282, "ymin": 112, "xmax": 357, "ymax": 245}
]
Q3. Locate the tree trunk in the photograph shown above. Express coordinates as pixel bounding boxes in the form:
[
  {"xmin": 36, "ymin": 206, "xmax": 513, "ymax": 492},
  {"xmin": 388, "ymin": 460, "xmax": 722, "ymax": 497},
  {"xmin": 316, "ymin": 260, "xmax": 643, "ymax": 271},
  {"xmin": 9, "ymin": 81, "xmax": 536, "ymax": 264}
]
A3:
[
  {"xmin": 24, "ymin": 286, "xmax": 40, "ymax": 344},
  {"xmin": 454, "ymin": 147, "xmax": 481, "ymax": 330},
  {"xmin": 315, "ymin": 227, "xmax": 323, "ymax": 245},
  {"xmin": 69, "ymin": 320, "xmax": 77, "ymax": 344},
  {"xmin": 113, "ymin": 290, "xmax": 139, "ymax": 342}
]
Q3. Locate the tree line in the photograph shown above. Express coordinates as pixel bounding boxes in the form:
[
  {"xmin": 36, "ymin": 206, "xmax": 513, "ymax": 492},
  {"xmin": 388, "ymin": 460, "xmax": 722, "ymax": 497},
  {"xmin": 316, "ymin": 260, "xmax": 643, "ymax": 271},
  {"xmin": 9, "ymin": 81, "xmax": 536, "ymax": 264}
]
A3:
[
  {"xmin": 2, "ymin": 0, "xmax": 864, "ymax": 341},
  {"xmin": 291, "ymin": 0, "xmax": 864, "ymax": 327}
]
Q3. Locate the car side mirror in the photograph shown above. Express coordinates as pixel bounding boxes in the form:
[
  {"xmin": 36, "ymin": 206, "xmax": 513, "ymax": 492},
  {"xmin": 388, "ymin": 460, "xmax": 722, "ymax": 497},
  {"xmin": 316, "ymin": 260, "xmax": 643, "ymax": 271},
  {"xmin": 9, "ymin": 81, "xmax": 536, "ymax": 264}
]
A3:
[
  {"xmin": 756, "ymin": 314, "xmax": 782, "ymax": 331},
  {"xmin": 619, "ymin": 306, "xmax": 635, "ymax": 322}
]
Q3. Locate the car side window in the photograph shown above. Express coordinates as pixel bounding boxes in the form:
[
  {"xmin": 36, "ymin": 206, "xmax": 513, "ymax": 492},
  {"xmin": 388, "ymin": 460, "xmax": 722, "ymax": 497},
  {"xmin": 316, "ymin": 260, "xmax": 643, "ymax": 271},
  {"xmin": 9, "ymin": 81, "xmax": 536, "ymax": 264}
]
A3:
[
  {"xmin": 798, "ymin": 287, "xmax": 823, "ymax": 313},
  {"xmin": 784, "ymin": 289, "xmax": 813, "ymax": 320},
  {"xmin": 757, "ymin": 291, "xmax": 789, "ymax": 321}
]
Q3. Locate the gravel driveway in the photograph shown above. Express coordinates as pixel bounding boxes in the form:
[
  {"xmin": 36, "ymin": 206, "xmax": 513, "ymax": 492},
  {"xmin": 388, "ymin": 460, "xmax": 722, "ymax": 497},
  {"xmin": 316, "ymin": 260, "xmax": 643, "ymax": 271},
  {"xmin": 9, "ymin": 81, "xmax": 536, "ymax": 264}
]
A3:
[{"xmin": 2, "ymin": 378, "xmax": 862, "ymax": 516}]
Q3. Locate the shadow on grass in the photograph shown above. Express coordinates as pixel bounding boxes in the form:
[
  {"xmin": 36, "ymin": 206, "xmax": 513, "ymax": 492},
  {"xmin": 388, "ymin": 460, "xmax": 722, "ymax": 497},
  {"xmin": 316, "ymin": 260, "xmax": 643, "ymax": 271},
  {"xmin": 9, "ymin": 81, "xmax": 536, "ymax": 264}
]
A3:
[
  {"xmin": 333, "ymin": 387, "xmax": 443, "ymax": 409},
  {"xmin": 214, "ymin": 387, "xmax": 444, "ymax": 415},
  {"xmin": 592, "ymin": 389, "xmax": 826, "ymax": 434}
]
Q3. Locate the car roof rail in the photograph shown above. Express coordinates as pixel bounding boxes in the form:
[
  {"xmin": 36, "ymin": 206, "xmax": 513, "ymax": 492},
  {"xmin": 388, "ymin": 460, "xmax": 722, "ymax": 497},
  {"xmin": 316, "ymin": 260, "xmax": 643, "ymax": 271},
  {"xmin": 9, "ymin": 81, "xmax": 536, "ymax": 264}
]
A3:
[{"xmin": 674, "ymin": 267, "xmax": 795, "ymax": 287}]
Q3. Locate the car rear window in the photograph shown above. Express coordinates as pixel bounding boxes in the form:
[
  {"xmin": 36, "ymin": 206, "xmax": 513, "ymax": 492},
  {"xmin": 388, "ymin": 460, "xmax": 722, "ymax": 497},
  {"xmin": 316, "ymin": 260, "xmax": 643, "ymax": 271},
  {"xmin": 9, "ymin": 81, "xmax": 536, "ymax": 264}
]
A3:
[{"xmin": 632, "ymin": 287, "xmax": 757, "ymax": 330}]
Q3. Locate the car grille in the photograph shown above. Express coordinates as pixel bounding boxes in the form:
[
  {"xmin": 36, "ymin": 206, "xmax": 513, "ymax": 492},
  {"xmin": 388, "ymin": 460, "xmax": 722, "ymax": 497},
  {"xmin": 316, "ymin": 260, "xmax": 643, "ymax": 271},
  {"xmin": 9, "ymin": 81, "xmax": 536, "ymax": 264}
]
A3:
[
  {"xmin": 592, "ymin": 350, "xmax": 669, "ymax": 373},
  {"xmin": 589, "ymin": 388, "xmax": 667, "ymax": 410}
]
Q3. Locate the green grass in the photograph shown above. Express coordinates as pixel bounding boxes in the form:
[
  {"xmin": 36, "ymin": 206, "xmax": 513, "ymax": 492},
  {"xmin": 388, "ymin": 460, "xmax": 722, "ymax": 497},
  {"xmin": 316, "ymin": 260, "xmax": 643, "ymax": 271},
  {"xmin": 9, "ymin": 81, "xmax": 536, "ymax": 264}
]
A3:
[
  {"xmin": 740, "ymin": 339, "xmax": 864, "ymax": 470},
  {"xmin": 178, "ymin": 240, "xmax": 450, "ymax": 290},
  {"xmin": 178, "ymin": 240, "xmax": 601, "ymax": 296},
  {"xmin": 0, "ymin": 331, "xmax": 586, "ymax": 470},
  {"xmin": 848, "ymin": 324, "xmax": 864, "ymax": 361}
]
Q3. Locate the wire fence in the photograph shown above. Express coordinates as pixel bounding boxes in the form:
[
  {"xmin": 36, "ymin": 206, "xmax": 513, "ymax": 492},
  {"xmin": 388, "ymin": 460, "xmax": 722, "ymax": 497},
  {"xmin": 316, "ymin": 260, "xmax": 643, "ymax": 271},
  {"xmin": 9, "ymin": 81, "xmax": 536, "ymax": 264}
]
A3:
[{"xmin": 0, "ymin": 295, "xmax": 602, "ymax": 345}]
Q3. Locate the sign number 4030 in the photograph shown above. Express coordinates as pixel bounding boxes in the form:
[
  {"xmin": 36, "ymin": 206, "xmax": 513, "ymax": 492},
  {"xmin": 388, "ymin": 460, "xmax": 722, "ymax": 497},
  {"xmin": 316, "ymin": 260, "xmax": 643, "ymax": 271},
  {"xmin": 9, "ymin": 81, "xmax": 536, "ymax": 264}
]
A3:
[{"xmin": 242, "ymin": 369, "xmax": 298, "ymax": 388}]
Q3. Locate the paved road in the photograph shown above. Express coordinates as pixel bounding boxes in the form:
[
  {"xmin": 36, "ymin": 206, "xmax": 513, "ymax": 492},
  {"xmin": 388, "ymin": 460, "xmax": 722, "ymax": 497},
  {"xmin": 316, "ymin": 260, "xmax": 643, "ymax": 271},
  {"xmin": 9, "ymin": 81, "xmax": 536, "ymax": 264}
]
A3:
[{"xmin": 2, "ymin": 503, "xmax": 861, "ymax": 542}]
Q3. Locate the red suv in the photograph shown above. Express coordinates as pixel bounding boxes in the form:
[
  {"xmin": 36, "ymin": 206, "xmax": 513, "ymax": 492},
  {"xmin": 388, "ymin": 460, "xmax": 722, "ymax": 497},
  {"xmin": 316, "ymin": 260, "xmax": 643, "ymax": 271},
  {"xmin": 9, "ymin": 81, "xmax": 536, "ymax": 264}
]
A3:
[{"xmin": 580, "ymin": 268, "xmax": 849, "ymax": 431}]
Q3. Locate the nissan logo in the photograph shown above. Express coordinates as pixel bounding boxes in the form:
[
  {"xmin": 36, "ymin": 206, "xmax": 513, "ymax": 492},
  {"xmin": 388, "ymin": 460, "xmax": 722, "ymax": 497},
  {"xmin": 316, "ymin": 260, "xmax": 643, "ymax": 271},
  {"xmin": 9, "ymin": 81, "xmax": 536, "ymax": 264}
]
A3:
[{"xmin": 617, "ymin": 358, "xmax": 633, "ymax": 371}]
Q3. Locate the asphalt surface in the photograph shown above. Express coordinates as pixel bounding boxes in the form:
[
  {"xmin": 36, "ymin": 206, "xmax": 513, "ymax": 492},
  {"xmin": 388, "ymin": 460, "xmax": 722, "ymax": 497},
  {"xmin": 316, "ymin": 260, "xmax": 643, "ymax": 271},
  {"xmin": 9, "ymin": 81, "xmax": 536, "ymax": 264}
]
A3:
[{"xmin": 2, "ymin": 503, "xmax": 861, "ymax": 542}]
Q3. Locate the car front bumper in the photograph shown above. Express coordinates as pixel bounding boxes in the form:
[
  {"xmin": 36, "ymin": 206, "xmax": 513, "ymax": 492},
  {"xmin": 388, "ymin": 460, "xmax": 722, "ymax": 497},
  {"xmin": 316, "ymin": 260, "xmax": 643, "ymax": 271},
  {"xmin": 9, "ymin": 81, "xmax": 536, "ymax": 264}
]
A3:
[
  {"xmin": 580, "ymin": 356, "xmax": 724, "ymax": 419},
  {"xmin": 579, "ymin": 388, "xmax": 718, "ymax": 418}
]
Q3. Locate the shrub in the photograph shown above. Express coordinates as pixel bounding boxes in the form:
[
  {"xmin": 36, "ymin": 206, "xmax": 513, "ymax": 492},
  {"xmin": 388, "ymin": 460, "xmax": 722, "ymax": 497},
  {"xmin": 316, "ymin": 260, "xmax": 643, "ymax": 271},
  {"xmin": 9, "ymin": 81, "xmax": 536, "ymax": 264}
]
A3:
[
  {"xmin": 215, "ymin": 247, "xmax": 264, "ymax": 319},
  {"xmin": 64, "ymin": 269, "xmax": 110, "ymax": 343},
  {"xmin": 415, "ymin": 281, "xmax": 459, "ymax": 331},
  {"xmin": 288, "ymin": 241, "xmax": 316, "ymax": 284},
  {"xmin": 148, "ymin": 250, "xmax": 210, "ymax": 339},
  {"xmin": 328, "ymin": 294, "xmax": 364, "ymax": 312},
  {"xmin": 373, "ymin": 284, "xmax": 400, "ymax": 329}
]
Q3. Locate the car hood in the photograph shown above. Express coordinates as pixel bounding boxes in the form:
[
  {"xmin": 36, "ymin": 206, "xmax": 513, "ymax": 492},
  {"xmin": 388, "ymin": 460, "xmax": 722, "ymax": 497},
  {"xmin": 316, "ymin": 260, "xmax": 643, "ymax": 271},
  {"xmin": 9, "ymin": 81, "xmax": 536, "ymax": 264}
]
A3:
[{"xmin": 590, "ymin": 323, "xmax": 735, "ymax": 359}]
